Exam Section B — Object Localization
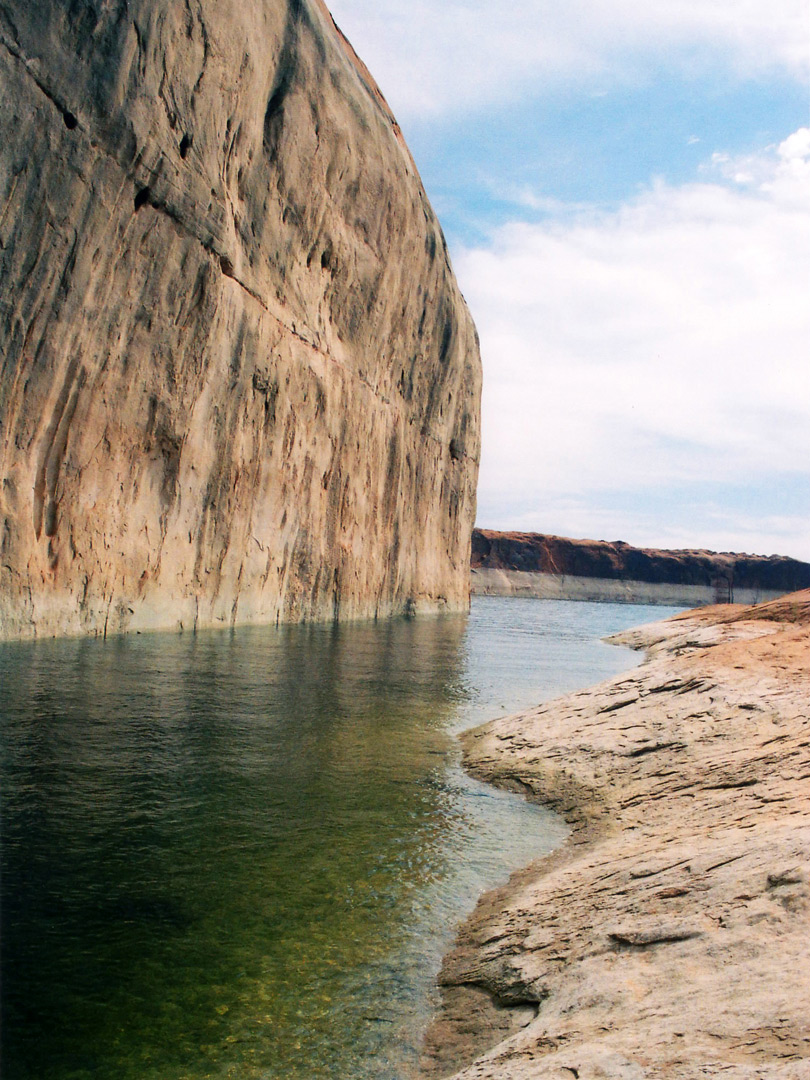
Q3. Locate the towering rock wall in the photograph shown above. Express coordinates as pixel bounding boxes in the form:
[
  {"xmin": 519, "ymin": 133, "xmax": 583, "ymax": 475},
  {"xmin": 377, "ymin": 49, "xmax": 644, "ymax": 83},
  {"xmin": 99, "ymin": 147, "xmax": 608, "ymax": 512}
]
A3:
[{"xmin": 0, "ymin": 0, "xmax": 481, "ymax": 638}]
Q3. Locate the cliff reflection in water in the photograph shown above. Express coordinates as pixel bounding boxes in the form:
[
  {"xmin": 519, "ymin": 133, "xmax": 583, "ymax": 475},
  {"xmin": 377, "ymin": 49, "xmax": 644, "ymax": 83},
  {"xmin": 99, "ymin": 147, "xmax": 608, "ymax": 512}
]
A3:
[{"xmin": 1, "ymin": 600, "xmax": 676, "ymax": 1080}]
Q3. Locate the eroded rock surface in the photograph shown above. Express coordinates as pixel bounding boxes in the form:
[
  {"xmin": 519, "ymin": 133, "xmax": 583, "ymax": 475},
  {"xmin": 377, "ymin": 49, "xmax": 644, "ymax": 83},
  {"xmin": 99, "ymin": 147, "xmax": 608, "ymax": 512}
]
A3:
[
  {"xmin": 425, "ymin": 591, "xmax": 810, "ymax": 1079},
  {"xmin": 0, "ymin": 0, "xmax": 481, "ymax": 638}
]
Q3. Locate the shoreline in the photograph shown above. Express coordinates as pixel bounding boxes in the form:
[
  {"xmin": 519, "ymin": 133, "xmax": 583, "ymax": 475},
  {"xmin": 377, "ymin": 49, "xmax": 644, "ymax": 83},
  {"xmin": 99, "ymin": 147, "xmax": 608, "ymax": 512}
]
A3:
[{"xmin": 422, "ymin": 591, "xmax": 810, "ymax": 1079}]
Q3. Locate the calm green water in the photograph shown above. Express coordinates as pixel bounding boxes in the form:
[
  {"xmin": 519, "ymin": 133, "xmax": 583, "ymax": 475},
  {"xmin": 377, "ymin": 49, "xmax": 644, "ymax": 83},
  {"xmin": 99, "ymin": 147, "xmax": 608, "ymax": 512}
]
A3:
[{"xmin": 0, "ymin": 598, "xmax": 680, "ymax": 1080}]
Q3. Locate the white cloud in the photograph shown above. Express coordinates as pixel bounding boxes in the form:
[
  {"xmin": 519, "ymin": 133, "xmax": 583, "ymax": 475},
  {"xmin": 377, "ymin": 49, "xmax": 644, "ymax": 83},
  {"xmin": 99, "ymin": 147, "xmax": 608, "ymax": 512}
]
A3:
[
  {"xmin": 327, "ymin": 0, "xmax": 809, "ymax": 118},
  {"xmin": 455, "ymin": 130, "xmax": 810, "ymax": 558}
]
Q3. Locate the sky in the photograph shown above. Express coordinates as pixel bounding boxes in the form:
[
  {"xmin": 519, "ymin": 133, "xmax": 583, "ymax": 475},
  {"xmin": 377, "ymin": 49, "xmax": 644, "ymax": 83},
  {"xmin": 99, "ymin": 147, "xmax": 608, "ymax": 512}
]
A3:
[{"xmin": 328, "ymin": 1, "xmax": 810, "ymax": 560}]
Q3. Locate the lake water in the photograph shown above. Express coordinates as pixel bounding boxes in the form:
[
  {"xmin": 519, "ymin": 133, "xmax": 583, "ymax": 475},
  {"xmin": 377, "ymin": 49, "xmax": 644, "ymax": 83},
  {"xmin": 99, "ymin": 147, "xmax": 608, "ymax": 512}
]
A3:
[{"xmin": 0, "ymin": 597, "xmax": 680, "ymax": 1080}]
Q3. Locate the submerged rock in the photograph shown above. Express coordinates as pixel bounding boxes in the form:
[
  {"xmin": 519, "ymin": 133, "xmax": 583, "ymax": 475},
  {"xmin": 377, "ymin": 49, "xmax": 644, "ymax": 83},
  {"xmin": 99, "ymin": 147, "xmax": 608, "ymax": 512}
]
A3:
[{"xmin": 0, "ymin": 0, "xmax": 481, "ymax": 638}]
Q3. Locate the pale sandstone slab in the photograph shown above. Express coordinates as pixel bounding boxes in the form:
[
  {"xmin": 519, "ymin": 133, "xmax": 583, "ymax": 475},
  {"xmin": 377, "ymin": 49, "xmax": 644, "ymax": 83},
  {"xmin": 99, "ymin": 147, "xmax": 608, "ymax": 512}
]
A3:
[{"xmin": 425, "ymin": 593, "xmax": 810, "ymax": 1079}]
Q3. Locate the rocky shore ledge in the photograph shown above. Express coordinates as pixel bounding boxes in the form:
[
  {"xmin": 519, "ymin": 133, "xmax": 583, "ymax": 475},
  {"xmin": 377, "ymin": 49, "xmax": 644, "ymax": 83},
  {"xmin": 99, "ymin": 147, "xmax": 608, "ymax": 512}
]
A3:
[{"xmin": 423, "ymin": 591, "xmax": 810, "ymax": 1079}]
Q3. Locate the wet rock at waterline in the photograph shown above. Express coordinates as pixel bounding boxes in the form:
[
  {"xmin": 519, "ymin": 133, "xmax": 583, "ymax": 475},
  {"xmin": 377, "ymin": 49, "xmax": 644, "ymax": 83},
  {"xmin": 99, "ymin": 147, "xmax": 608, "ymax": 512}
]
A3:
[{"xmin": 0, "ymin": 0, "xmax": 481, "ymax": 639}]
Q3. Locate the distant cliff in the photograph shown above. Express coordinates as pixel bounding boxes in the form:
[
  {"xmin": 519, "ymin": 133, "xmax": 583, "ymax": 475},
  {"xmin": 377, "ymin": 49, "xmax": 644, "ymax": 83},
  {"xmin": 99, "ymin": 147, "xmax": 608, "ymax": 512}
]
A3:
[
  {"xmin": 0, "ymin": 0, "xmax": 481, "ymax": 639},
  {"xmin": 471, "ymin": 530, "xmax": 810, "ymax": 606}
]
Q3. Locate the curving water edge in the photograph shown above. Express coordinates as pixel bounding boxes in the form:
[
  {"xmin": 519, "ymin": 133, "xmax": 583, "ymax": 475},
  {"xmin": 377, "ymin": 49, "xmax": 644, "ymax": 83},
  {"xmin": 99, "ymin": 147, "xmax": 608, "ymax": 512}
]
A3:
[{"xmin": 0, "ymin": 598, "xmax": 682, "ymax": 1080}]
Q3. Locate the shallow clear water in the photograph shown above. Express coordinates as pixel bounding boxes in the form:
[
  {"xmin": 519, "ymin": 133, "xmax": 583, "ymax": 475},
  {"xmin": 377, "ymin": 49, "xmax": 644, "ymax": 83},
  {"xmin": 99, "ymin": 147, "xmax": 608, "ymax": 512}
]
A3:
[{"xmin": 0, "ymin": 598, "xmax": 680, "ymax": 1080}]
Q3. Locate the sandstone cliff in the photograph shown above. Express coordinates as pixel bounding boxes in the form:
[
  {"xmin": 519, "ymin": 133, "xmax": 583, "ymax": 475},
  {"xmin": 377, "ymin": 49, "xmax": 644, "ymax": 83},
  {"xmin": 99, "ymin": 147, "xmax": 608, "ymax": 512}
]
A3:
[
  {"xmin": 0, "ymin": 0, "xmax": 481, "ymax": 639},
  {"xmin": 472, "ymin": 530, "xmax": 810, "ymax": 606}
]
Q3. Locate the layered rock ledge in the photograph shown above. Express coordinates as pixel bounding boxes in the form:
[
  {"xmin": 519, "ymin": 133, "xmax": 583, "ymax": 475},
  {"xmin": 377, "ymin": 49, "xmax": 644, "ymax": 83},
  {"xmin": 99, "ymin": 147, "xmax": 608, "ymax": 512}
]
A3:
[
  {"xmin": 424, "ymin": 591, "xmax": 810, "ymax": 1079},
  {"xmin": 472, "ymin": 530, "xmax": 810, "ymax": 607},
  {"xmin": 0, "ymin": 0, "xmax": 481, "ymax": 639}
]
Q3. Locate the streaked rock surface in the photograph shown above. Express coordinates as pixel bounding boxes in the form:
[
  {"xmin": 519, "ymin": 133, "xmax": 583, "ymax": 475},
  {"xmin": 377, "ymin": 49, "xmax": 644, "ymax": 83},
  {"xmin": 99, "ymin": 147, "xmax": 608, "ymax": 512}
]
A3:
[
  {"xmin": 0, "ymin": 0, "xmax": 481, "ymax": 639},
  {"xmin": 425, "ymin": 592, "xmax": 810, "ymax": 1079}
]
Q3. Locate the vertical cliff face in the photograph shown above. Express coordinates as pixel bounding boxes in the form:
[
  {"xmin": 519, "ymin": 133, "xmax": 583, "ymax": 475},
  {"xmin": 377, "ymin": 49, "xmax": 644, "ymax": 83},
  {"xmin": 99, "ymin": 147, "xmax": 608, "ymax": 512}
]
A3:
[{"xmin": 0, "ymin": 0, "xmax": 481, "ymax": 638}]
